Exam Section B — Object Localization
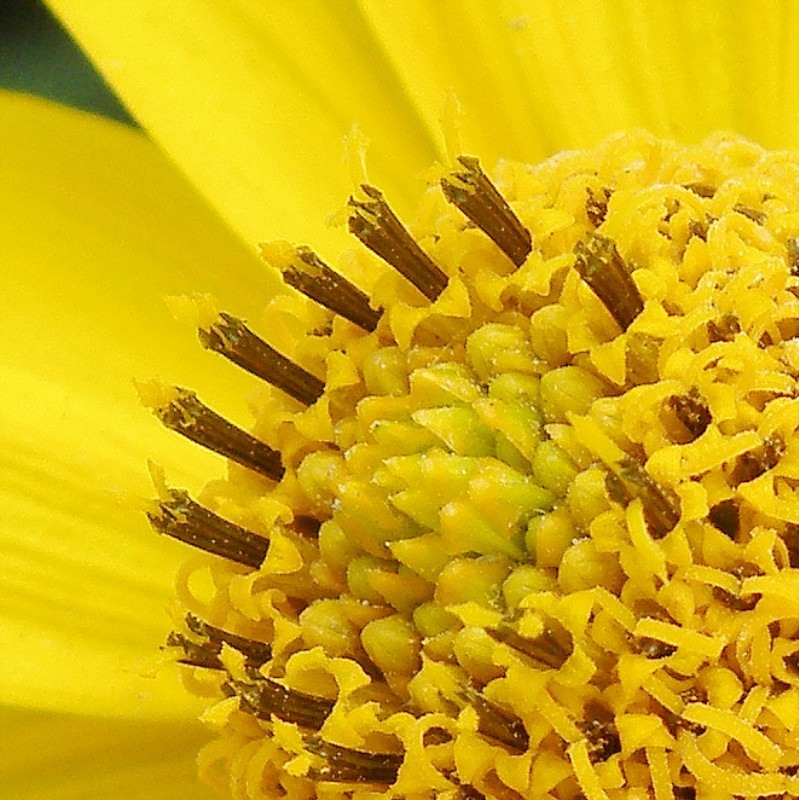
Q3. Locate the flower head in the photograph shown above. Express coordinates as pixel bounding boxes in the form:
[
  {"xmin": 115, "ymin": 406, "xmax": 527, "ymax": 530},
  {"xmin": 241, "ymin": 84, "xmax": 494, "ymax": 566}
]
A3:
[
  {"xmin": 147, "ymin": 130, "xmax": 799, "ymax": 799},
  {"xmin": 8, "ymin": 3, "xmax": 799, "ymax": 798}
]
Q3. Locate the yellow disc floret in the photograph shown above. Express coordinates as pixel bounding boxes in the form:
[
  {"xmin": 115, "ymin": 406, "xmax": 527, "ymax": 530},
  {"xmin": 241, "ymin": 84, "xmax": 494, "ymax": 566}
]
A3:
[{"xmin": 149, "ymin": 131, "xmax": 799, "ymax": 800}]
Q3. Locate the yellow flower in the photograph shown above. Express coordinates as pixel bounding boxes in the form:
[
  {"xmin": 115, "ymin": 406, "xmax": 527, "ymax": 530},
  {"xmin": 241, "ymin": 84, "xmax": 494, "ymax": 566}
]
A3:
[{"xmin": 4, "ymin": 1, "xmax": 799, "ymax": 797}]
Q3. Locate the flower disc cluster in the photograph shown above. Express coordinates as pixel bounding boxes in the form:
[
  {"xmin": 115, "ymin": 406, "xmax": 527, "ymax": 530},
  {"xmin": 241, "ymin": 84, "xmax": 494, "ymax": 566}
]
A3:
[{"xmin": 152, "ymin": 132, "xmax": 799, "ymax": 800}]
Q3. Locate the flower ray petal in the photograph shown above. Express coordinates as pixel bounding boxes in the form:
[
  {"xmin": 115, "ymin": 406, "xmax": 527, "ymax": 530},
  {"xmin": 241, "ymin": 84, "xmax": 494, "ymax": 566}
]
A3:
[
  {"xmin": 0, "ymin": 92, "xmax": 278, "ymax": 717},
  {"xmin": 46, "ymin": 0, "xmax": 440, "ymax": 249},
  {"xmin": 0, "ymin": 706, "xmax": 215, "ymax": 799}
]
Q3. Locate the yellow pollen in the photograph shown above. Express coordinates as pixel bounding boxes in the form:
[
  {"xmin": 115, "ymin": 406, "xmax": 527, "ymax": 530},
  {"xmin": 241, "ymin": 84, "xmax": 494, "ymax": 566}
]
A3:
[{"xmin": 148, "ymin": 131, "xmax": 799, "ymax": 799}]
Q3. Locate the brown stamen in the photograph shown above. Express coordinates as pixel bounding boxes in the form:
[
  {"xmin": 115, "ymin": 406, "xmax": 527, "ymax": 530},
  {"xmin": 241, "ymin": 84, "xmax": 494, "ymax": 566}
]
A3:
[
  {"xmin": 706, "ymin": 313, "xmax": 741, "ymax": 343},
  {"xmin": 458, "ymin": 787, "xmax": 487, "ymax": 800},
  {"xmin": 573, "ymin": 235, "xmax": 644, "ymax": 330},
  {"xmin": 788, "ymin": 238, "xmax": 799, "ymax": 276},
  {"xmin": 671, "ymin": 689, "xmax": 707, "ymax": 736},
  {"xmin": 666, "ymin": 389, "xmax": 712, "ymax": 441},
  {"xmin": 615, "ymin": 457, "xmax": 680, "ymax": 539},
  {"xmin": 707, "ymin": 498, "xmax": 740, "ymax": 540},
  {"xmin": 633, "ymin": 604, "xmax": 678, "ymax": 658},
  {"xmin": 441, "ymin": 156, "xmax": 532, "ymax": 267},
  {"xmin": 199, "ymin": 313, "xmax": 324, "ymax": 405},
  {"xmin": 166, "ymin": 632, "xmax": 226, "ymax": 670},
  {"xmin": 187, "ymin": 614, "xmax": 271, "ymax": 665},
  {"xmin": 782, "ymin": 525, "xmax": 799, "ymax": 567},
  {"xmin": 683, "ymin": 183, "xmax": 716, "ymax": 198},
  {"xmin": 712, "ymin": 586, "xmax": 759, "ymax": 612},
  {"xmin": 578, "ymin": 704, "xmax": 620, "ymax": 763},
  {"xmin": 147, "ymin": 488, "xmax": 270, "ymax": 568},
  {"xmin": 489, "ymin": 623, "xmax": 572, "ymax": 669},
  {"xmin": 349, "ymin": 185, "xmax": 448, "ymax": 301},
  {"xmin": 293, "ymin": 514, "xmax": 322, "ymax": 538},
  {"xmin": 688, "ymin": 217, "xmax": 710, "ymax": 241},
  {"xmin": 281, "ymin": 246, "xmax": 382, "ymax": 332},
  {"xmin": 728, "ymin": 434, "xmax": 784, "ymax": 485},
  {"xmin": 306, "ymin": 737, "xmax": 403, "ymax": 784},
  {"xmin": 166, "ymin": 618, "xmax": 272, "ymax": 670},
  {"xmin": 152, "ymin": 387, "xmax": 284, "ymax": 480},
  {"xmin": 733, "ymin": 203, "xmax": 767, "ymax": 225},
  {"xmin": 460, "ymin": 688, "xmax": 529, "ymax": 752},
  {"xmin": 230, "ymin": 677, "xmax": 334, "ymax": 730},
  {"xmin": 634, "ymin": 636, "xmax": 676, "ymax": 659},
  {"xmin": 585, "ymin": 186, "xmax": 612, "ymax": 228}
]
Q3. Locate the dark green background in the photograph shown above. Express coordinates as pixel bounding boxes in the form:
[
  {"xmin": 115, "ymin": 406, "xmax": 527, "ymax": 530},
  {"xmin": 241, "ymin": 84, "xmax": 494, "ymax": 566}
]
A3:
[{"xmin": 0, "ymin": 0, "xmax": 134, "ymax": 124}]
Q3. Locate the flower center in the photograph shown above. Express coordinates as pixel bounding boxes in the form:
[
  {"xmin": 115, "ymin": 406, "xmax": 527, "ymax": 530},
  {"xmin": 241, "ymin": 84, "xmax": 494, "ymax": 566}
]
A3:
[{"xmin": 145, "ymin": 131, "xmax": 799, "ymax": 799}]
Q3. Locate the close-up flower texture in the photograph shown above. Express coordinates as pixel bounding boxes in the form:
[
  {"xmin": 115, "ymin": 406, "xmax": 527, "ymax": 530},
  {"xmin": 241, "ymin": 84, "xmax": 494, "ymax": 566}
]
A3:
[{"xmin": 11, "ymin": 3, "xmax": 799, "ymax": 799}]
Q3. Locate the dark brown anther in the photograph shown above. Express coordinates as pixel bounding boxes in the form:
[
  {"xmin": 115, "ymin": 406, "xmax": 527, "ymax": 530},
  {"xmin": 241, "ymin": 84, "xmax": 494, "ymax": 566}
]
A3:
[
  {"xmin": 733, "ymin": 203, "xmax": 767, "ymax": 225},
  {"xmin": 614, "ymin": 457, "xmax": 680, "ymax": 539},
  {"xmin": 782, "ymin": 525, "xmax": 799, "ymax": 568},
  {"xmin": 632, "ymin": 603, "xmax": 677, "ymax": 658},
  {"xmin": 306, "ymin": 737, "xmax": 403, "ymax": 784},
  {"xmin": 683, "ymin": 183, "xmax": 716, "ymax": 198},
  {"xmin": 573, "ymin": 235, "xmax": 644, "ymax": 331},
  {"xmin": 585, "ymin": 186, "xmax": 612, "ymax": 228},
  {"xmin": 706, "ymin": 313, "xmax": 741, "ymax": 343},
  {"xmin": 166, "ymin": 631, "xmax": 226, "ymax": 670},
  {"xmin": 712, "ymin": 585, "xmax": 758, "ymax": 612},
  {"xmin": 153, "ymin": 388, "xmax": 284, "ymax": 481},
  {"xmin": 422, "ymin": 727, "xmax": 453, "ymax": 746},
  {"xmin": 714, "ymin": 563, "xmax": 761, "ymax": 612},
  {"xmin": 707, "ymin": 499, "xmax": 740, "ymax": 540},
  {"xmin": 293, "ymin": 514, "xmax": 322, "ymax": 538},
  {"xmin": 666, "ymin": 389, "xmax": 712, "ymax": 441},
  {"xmin": 147, "ymin": 488, "xmax": 270, "ymax": 568},
  {"xmin": 604, "ymin": 471, "xmax": 629, "ymax": 505},
  {"xmin": 687, "ymin": 217, "xmax": 709, "ymax": 241},
  {"xmin": 441, "ymin": 156, "xmax": 532, "ymax": 267},
  {"xmin": 578, "ymin": 704, "xmax": 620, "ymax": 763},
  {"xmin": 167, "ymin": 623, "xmax": 271, "ymax": 669},
  {"xmin": 230, "ymin": 677, "xmax": 334, "ymax": 730},
  {"xmin": 634, "ymin": 636, "xmax": 676, "ymax": 659},
  {"xmin": 199, "ymin": 313, "xmax": 324, "ymax": 405},
  {"xmin": 662, "ymin": 198, "xmax": 681, "ymax": 227},
  {"xmin": 758, "ymin": 330, "xmax": 774, "ymax": 348},
  {"xmin": 489, "ymin": 622, "xmax": 572, "ymax": 669},
  {"xmin": 185, "ymin": 614, "xmax": 272, "ymax": 666},
  {"xmin": 281, "ymin": 246, "xmax": 382, "ymax": 332},
  {"xmin": 458, "ymin": 787, "xmax": 487, "ymax": 800},
  {"xmin": 348, "ymin": 185, "xmax": 448, "ymax": 301},
  {"xmin": 729, "ymin": 435, "xmax": 785, "ymax": 485},
  {"xmin": 460, "ymin": 689, "xmax": 529, "ymax": 752},
  {"xmin": 785, "ymin": 651, "xmax": 799, "ymax": 675},
  {"xmin": 669, "ymin": 688, "xmax": 707, "ymax": 736},
  {"xmin": 680, "ymin": 686, "xmax": 706, "ymax": 705},
  {"xmin": 787, "ymin": 238, "xmax": 799, "ymax": 277}
]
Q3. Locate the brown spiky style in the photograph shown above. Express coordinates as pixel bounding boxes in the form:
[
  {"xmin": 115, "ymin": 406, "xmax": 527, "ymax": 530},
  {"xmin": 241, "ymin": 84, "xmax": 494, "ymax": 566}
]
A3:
[
  {"xmin": 149, "ymin": 387, "xmax": 283, "ymax": 480},
  {"xmin": 348, "ymin": 185, "xmax": 449, "ymax": 300},
  {"xmin": 199, "ymin": 312, "xmax": 324, "ymax": 405},
  {"xmin": 441, "ymin": 155, "xmax": 532, "ymax": 266}
]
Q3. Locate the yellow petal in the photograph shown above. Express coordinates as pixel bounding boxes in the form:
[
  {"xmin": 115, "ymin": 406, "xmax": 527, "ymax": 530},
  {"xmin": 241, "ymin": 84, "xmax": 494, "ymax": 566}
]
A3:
[
  {"xmin": 46, "ymin": 0, "xmax": 439, "ymax": 251},
  {"xmin": 0, "ymin": 92, "xmax": 276, "ymax": 717},
  {"xmin": 361, "ymin": 0, "xmax": 799, "ymax": 162},
  {"xmin": 48, "ymin": 0, "xmax": 799, "ymax": 255},
  {"xmin": 1, "ymin": 705, "xmax": 214, "ymax": 799}
]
